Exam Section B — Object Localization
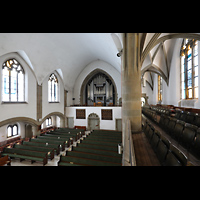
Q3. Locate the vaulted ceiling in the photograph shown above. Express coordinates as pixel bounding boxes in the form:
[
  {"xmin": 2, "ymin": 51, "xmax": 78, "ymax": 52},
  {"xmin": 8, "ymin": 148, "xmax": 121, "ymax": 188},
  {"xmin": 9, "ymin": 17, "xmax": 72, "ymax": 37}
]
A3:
[
  {"xmin": 140, "ymin": 33, "xmax": 200, "ymax": 90},
  {"xmin": 0, "ymin": 33, "xmax": 122, "ymax": 90},
  {"xmin": 1, "ymin": 33, "xmax": 200, "ymax": 92}
]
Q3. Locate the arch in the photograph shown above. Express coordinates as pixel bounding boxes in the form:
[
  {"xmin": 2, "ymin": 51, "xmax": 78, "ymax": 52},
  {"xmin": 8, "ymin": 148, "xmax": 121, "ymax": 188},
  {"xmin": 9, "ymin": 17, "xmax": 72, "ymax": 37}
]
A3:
[
  {"xmin": 43, "ymin": 70, "xmax": 64, "ymax": 87},
  {"xmin": 48, "ymin": 73, "xmax": 59, "ymax": 102},
  {"xmin": 80, "ymin": 68, "xmax": 118, "ymax": 105},
  {"xmin": 17, "ymin": 50, "xmax": 34, "ymax": 71},
  {"xmin": 56, "ymin": 68, "xmax": 63, "ymax": 80},
  {"xmin": 0, "ymin": 117, "xmax": 39, "ymax": 128},
  {"xmin": 25, "ymin": 124, "xmax": 33, "ymax": 138},
  {"xmin": 0, "ymin": 112, "xmax": 65, "ymax": 128},
  {"xmin": 141, "ymin": 63, "xmax": 168, "ymax": 86},
  {"xmin": 7, "ymin": 124, "xmax": 18, "ymax": 138},
  {"xmin": 111, "ymin": 33, "xmax": 123, "ymax": 51},
  {"xmin": 0, "ymin": 51, "xmax": 37, "ymax": 83},
  {"xmin": 40, "ymin": 112, "xmax": 65, "ymax": 125},
  {"xmin": 141, "ymin": 33, "xmax": 200, "ymax": 65},
  {"xmin": 87, "ymin": 113, "xmax": 100, "ymax": 130},
  {"xmin": 2, "ymin": 58, "xmax": 25, "ymax": 102}
]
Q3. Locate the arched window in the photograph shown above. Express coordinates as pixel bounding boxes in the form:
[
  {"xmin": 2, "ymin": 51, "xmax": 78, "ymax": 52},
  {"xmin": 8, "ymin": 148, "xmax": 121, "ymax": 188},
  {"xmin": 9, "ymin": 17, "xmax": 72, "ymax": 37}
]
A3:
[
  {"xmin": 158, "ymin": 75, "xmax": 162, "ymax": 102},
  {"xmin": 46, "ymin": 117, "xmax": 52, "ymax": 127},
  {"xmin": 48, "ymin": 73, "xmax": 58, "ymax": 102},
  {"xmin": 7, "ymin": 124, "xmax": 18, "ymax": 138},
  {"xmin": 180, "ymin": 39, "xmax": 198, "ymax": 99},
  {"xmin": 2, "ymin": 59, "xmax": 25, "ymax": 102}
]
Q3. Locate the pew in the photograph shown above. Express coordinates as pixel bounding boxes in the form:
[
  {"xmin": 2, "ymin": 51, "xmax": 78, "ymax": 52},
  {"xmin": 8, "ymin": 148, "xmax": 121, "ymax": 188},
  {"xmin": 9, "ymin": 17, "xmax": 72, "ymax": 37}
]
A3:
[
  {"xmin": 0, "ymin": 155, "xmax": 11, "ymax": 166},
  {"xmin": 58, "ymin": 154, "xmax": 120, "ymax": 166},
  {"xmin": 14, "ymin": 144, "xmax": 55, "ymax": 160},
  {"xmin": 2, "ymin": 147, "xmax": 48, "ymax": 166},
  {"xmin": 23, "ymin": 141, "xmax": 60, "ymax": 155},
  {"xmin": 58, "ymin": 129, "xmax": 122, "ymax": 166},
  {"xmin": 30, "ymin": 138, "xmax": 65, "ymax": 151}
]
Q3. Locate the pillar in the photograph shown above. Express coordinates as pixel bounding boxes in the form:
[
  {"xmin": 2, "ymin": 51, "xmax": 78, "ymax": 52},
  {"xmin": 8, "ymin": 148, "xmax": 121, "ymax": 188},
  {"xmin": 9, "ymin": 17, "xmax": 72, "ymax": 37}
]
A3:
[
  {"xmin": 32, "ymin": 125, "xmax": 40, "ymax": 137},
  {"xmin": 37, "ymin": 84, "xmax": 42, "ymax": 121},
  {"xmin": 60, "ymin": 117, "xmax": 65, "ymax": 128},
  {"xmin": 122, "ymin": 33, "xmax": 142, "ymax": 133}
]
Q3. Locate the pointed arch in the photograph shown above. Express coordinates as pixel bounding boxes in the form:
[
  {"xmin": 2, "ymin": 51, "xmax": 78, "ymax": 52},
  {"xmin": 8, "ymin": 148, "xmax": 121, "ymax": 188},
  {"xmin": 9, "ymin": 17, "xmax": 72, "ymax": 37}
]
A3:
[
  {"xmin": 80, "ymin": 68, "xmax": 118, "ymax": 105},
  {"xmin": 141, "ymin": 33, "xmax": 200, "ymax": 65},
  {"xmin": 141, "ymin": 64, "xmax": 168, "ymax": 85}
]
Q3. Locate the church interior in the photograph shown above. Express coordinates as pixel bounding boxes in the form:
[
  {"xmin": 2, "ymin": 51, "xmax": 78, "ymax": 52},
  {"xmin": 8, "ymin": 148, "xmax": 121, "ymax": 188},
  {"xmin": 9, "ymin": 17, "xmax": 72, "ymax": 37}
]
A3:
[{"xmin": 1, "ymin": 33, "xmax": 200, "ymax": 166}]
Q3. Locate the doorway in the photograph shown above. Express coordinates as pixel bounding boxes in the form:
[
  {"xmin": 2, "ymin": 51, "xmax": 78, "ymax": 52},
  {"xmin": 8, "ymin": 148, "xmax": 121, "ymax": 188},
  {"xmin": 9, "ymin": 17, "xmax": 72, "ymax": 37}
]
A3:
[
  {"xmin": 116, "ymin": 118, "xmax": 122, "ymax": 131},
  {"xmin": 25, "ymin": 124, "xmax": 33, "ymax": 138},
  {"xmin": 88, "ymin": 113, "xmax": 100, "ymax": 130},
  {"xmin": 67, "ymin": 117, "xmax": 74, "ymax": 128}
]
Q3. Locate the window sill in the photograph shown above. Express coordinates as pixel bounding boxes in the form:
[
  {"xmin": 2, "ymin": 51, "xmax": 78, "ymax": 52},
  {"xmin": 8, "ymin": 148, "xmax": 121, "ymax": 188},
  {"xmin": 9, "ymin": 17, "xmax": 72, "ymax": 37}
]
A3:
[
  {"xmin": 2, "ymin": 101, "xmax": 28, "ymax": 104},
  {"xmin": 6, "ymin": 135, "xmax": 20, "ymax": 140},
  {"xmin": 179, "ymin": 99, "xmax": 198, "ymax": 107}
]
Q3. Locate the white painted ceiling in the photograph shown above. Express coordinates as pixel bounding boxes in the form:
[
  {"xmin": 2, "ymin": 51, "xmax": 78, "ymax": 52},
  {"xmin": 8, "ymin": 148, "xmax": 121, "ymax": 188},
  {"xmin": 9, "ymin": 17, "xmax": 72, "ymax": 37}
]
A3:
[
  {"xmin": 2, "ymin": 33, "xmax": 200, "ymax": 92},
  {"xmin": 0, "ymin": 33, "xmax": 122, "ymax": 90}
]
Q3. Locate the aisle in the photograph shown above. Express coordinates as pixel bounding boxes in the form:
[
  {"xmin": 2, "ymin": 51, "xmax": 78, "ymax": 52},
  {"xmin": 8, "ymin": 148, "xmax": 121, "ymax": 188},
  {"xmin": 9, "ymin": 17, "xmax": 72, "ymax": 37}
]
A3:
[{"xmin": 132, "ymin": 132, "xmax": 160, "ymax": 166}]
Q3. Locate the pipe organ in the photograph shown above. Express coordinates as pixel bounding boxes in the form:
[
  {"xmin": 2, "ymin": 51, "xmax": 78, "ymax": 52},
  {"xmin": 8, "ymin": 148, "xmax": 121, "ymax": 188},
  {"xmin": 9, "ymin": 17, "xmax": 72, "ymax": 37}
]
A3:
[{"xmin": 86, "ymin": 73, "xmax": 114, "ymax": 106}]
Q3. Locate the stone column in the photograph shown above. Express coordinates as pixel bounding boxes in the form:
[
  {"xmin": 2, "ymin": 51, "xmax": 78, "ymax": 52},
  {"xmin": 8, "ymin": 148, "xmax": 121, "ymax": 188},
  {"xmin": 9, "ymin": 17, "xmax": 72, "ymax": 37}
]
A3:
[
  {"xmin": 37, "ymin": 84, "xmax": 42, "ymax": 121},
  {"xmin": 60, "ymin": 116, "xmax": 65, "ymax": 128},
  {"xmin": 122, "ymin": 33, "xmax": 142, "ymax": 133},
  {"xmin": 32, "ymin": 125, "xmax": 40, "ymax": 137}
]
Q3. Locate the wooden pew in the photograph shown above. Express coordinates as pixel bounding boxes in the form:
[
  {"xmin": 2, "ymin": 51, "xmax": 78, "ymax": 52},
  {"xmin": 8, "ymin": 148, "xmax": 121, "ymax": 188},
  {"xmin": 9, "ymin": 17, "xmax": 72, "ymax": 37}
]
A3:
[
  {"xmin": 2, "ymin": 147, "xmax": 48, "ymax": 166},
  {"xmin": 0, "ymin": 155, "xmax": 11, "ymax": 166}
]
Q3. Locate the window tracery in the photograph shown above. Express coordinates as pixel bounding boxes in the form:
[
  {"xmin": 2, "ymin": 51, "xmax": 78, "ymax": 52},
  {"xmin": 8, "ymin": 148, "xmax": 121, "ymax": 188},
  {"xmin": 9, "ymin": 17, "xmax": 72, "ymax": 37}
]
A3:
[
  {"xmin": 48, "ymin": 73, "xmax": 58, "ymax": 102},
  {"xmin": 180, "ymin": 39, "xmax": 198, "ymax": 99},
  {"xmin": 2, "ymin": 59, "xmax": 25, "ymax": 102}
]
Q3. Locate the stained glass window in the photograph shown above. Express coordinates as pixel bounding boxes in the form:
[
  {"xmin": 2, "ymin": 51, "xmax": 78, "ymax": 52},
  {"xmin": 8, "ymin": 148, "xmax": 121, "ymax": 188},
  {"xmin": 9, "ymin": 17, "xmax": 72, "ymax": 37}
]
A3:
[
  {"xmin": 48, "ymin": 73, "xmax": 58, "ymax": 102},
  {"xmin": 158, "ymin": 75, "xmax": 162, "ymax": 102},
  {"xmin": 2, "ymin": 59, "xmax": 25, "ymax": 102},
  {"xmin": 180, "ymin": 39, "xmax": 198, "ymax": 99}
]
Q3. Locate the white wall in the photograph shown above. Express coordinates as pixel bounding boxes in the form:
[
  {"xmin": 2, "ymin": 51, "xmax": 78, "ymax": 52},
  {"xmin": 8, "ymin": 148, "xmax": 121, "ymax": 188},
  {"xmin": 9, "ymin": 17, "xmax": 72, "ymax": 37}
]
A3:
[
  {"xmin": 73, "ymin": 60, "xmax": 121, "ymax": 105},
  {"xmin": 0, "ymin": 55, "xmax": 67, "ymax": 141},
  {"xmin": 142, "ymin": 73, "xmax": 157, "ymax": 105},
  {"xmin": 143, "ymin": 40, "xmax": 200, "ymax": 109},
  {"xmin": 42, "ymin": 70, "xmax": 65, "ymax": 118},
  {"xmin": 0, "ymin": 52, "xmax": 37, "ymax": 121},
  {"xmin": 0, "ymin": 122, "xmax": 26, "ymax": 142},
  {"xmin": 66, "ymin": 106, "xmax": 121, "ymax": 130}
]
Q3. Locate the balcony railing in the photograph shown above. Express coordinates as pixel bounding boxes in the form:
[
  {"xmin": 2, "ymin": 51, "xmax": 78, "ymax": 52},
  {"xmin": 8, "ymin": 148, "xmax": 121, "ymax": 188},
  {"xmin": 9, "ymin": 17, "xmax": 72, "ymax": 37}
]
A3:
[{"xmin": 122, "ymin": 119, "xmax": 136, "ymax": 166}]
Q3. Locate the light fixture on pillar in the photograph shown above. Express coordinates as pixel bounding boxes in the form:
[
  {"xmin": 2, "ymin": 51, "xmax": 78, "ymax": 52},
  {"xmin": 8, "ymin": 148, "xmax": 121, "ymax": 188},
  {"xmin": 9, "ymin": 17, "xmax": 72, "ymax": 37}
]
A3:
[
  {"xmin": 117, "ymin": 49, "xmax": 123, "ymax": 57},
  {"xmin": 72, "ymin": 98, "xmax": 75, "ymax": 105}
]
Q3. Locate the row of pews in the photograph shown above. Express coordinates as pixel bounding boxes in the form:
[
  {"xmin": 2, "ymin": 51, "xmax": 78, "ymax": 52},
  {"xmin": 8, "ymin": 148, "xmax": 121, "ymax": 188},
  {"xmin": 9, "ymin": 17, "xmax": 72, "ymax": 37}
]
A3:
[
  {"xmin": 142, "ymin": 104, "xmax": 200, "ymax": 165},
  {"xmin": 0, "ymin": 127, "xmax": 85, "ymax": 166},
  {"xmin": 58, "ymin": 129, "xmax": 122, "ymax": 166},
  {"xmin": 0, "ymin": 127, "xmax": 122, "ymax": 166}
]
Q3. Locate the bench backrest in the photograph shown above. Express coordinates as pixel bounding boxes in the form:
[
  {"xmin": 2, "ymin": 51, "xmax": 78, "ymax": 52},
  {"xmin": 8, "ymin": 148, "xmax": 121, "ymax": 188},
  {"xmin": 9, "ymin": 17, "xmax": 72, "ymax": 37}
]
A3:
[
  {"xmin": 31, "ymin": 138, "xmax": 65, "ymax": 145},
  {"xmin": 14, "ymin": 144, "xmax": 54, "ymax": 154},
  {"xmin": 3, "ymin": 147, "xmax": 47, "ymax": 158},
  {"xmin": 0, "ymin": 155, "xmax": 9, "ymax": 165}
]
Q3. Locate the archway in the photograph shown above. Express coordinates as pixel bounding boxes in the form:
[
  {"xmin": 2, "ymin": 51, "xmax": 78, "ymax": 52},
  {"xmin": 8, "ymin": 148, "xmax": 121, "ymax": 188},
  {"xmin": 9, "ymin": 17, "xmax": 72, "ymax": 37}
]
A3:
[
  {"xmin": 80, "ymin": 68, "xmax": 118, "ymax": 106},
  {"xmin": 88, "ymin": 113, "xmax": 100, "ymax": 130},
  {"xmin": 25, "ymin": 124, "xmax": 33, "ymax": 138}
]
